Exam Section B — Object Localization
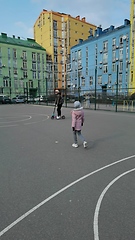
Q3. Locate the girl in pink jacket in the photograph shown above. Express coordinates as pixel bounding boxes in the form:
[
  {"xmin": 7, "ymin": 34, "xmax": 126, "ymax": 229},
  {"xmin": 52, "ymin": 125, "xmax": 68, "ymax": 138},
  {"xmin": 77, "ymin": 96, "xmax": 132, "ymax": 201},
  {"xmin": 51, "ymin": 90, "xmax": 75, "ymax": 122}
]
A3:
[{"xmin": 71, "ymin": 101, "xmax": 87, "ymax": 148}]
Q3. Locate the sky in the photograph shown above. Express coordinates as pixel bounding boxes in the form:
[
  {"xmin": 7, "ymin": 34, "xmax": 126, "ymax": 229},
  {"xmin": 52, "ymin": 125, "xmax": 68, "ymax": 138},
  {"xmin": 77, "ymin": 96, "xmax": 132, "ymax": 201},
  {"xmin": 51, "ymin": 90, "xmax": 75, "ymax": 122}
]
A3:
[{"xmin": 0, "ymin": 0, "xmax": 130, "ymax": 40}]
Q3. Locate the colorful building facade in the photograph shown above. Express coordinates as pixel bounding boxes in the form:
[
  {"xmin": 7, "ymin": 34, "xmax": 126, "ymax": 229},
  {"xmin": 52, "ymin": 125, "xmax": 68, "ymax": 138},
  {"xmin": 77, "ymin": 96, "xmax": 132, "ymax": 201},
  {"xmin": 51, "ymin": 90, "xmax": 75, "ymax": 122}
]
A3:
[
  {"xmin": 130, "ymin": 0, "xmax": 135, "ymax": 94},
  {"xmin": 70, "ymin": 19, "xmax": 130, "ymax": 97},
  {"xmin": 0, "ymin": 33, "xmax": 46, "ymax": 98},
  {"xmin": 34, "ymin": 9, "xmax": 96, "ymax": 90}
]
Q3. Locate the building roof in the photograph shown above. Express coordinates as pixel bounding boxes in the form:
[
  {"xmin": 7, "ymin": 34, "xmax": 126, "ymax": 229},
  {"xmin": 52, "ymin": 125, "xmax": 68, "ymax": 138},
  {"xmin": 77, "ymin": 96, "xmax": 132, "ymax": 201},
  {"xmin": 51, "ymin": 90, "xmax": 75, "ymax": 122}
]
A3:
[
  {"xmin": 0, "ymin": 33, "xmax": 45, "ymax": 51},
  {"xmin": 71, "ymin": 19, "xmax": 130, "ymax": 50},
  {"xmin": 34, "ymin": 9, "xmax": 96, "ymax": 28}
]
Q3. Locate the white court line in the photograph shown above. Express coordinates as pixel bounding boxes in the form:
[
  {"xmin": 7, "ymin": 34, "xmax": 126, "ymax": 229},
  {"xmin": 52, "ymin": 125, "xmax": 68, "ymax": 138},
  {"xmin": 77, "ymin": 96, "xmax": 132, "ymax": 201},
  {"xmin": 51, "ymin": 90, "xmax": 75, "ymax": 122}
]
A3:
[
  {"xmin": 0, "ymin": 124, "xmax": 18, "ymax": 128},
  {"xmin": 0, "ymin": 154, "xmax": 135, "ymax": 237},
  {"xmin": 24, "ymin": 115, "xmax": 49, "ymax": 125},
  {"xmin": 0, "ymin": 115, "xmax": 32, "ymax": 124},
  {"xmin": 93, "ymin": 168, "xmax": 135, "ymax": 240}
]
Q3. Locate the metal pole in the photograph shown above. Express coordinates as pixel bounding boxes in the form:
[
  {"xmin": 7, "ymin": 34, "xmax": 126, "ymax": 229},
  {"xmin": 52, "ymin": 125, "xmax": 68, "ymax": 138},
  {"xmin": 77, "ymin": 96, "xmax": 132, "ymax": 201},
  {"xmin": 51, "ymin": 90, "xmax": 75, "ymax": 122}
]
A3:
[
  {"xmin": 115, "ymin": 64, "xmax": 119, "ymax": 112},
  {"xmin": 94, "ymin": 67, "xmax": 97, "ymax": 110},
  {"xmin": 9, "ymin": 70, "xmax": 11, "ymax": 98},
  {"xmin": 78, "ymin": 71, "xmax": 80, "ymax": 102},
  {"xmin": 46, "ymin": 77, "xmax": 48, "ymax": 105}
]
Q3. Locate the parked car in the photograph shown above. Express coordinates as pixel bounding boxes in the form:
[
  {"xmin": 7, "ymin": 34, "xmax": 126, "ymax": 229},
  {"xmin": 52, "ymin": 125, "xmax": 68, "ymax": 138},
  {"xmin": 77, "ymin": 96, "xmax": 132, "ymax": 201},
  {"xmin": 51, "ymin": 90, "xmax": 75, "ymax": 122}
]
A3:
[
  {"xmin": 11, "ymin": 96, "xmax": 25, "ymax": 103},
  {"xmin": 0, "ymin": 95, "xmax": 11, "ymax": 104},
  {"xmin": 34, "ymin": 95, "xmax": 46, "ymax": 102}
]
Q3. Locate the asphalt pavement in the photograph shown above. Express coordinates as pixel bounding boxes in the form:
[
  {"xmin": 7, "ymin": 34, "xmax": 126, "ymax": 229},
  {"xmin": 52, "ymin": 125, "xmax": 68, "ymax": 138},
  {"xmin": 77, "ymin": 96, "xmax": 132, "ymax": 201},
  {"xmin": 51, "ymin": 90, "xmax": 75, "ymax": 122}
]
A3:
[{"xmin": 0, "ymin": 104, "xmax": 135, "ymax": 240}]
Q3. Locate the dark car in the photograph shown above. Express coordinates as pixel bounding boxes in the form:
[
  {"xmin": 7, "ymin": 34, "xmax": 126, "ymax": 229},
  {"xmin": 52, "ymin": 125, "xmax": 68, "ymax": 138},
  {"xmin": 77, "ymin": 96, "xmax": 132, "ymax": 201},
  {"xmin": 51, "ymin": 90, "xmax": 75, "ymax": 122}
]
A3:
[{"xmin": 0, "ymin": 95, "xmax": 11, "ymax": 104}]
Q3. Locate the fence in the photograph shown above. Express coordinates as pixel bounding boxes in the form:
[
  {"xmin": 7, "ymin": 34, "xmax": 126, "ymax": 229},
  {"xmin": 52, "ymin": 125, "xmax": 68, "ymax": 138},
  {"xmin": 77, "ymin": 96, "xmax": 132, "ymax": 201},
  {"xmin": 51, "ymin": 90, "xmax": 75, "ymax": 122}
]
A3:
[{"xmin": 3, "ymin": 87, "xmax": 135, "ymax": 113}]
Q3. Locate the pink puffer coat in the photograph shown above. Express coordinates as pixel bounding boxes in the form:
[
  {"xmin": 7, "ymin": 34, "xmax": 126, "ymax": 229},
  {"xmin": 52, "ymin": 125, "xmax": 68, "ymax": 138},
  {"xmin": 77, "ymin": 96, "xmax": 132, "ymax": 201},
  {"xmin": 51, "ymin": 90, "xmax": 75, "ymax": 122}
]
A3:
[{"xmin": 71, "ymin": 107, "xmax": 84, "ymax": 130}]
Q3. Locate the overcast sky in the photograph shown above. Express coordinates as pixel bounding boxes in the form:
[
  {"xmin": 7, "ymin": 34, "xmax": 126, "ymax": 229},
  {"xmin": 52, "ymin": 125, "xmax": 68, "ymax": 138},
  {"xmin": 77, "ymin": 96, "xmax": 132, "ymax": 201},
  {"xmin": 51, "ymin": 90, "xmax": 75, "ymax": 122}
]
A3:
[{"xmin": 0, "ymin": 0, "xmax": 130, "ymax": 39}]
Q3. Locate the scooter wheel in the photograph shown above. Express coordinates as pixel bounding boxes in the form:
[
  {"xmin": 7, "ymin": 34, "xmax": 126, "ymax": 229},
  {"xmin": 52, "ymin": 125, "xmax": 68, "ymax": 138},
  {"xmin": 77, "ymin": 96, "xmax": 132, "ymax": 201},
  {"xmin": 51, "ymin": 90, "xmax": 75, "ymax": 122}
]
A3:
[
  {"xmin": 51, "ymin": 116, "xmax": 54, "ymax": 119},
  {"xmin": 61, "ymin": 115, "xmax": 65, "ymax": 119}
]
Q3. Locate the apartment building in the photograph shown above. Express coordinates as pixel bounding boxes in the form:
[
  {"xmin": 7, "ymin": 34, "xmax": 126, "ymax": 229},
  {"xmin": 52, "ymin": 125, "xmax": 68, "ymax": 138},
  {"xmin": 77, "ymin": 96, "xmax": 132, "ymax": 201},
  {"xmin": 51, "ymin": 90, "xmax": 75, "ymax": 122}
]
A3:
[
  {"xmin": 0, "ymin": 33, "xmax": 46, "ymax": 98},
  {"xmin": 130, "ymin": 0, "xmax": 135, "ymax": 93},
  {"xmin": 34, "ymin": 9, "xmax": 96, "ymax": 91},
  {"xmin": 70, "ymin": 19, "xmax": 130, "ymax": 97}
]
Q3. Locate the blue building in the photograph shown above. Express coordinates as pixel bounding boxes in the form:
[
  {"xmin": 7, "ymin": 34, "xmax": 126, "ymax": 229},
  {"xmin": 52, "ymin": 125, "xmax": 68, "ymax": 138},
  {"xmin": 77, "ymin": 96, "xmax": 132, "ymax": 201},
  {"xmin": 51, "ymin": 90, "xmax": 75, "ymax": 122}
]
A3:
[{"xmin": 69, "ymin": 19, "xmax": 130, "ymax": 98}]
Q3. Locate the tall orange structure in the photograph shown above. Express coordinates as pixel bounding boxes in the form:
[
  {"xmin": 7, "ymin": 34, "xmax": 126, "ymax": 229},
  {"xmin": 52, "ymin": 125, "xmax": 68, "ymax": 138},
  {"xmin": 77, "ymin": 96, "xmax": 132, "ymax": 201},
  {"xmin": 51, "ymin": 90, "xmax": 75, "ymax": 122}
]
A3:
[{"xmin": 34, "ymin": 9, "xmax": 96, "ymax": 91}]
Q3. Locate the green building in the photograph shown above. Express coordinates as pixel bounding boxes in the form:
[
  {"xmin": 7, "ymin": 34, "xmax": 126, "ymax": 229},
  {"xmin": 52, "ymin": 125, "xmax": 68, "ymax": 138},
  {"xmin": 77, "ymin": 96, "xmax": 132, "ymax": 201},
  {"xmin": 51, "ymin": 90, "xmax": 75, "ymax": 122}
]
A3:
[{"xmin": 0, "ymin": 33, "xmax": 46, "ymax": 98}]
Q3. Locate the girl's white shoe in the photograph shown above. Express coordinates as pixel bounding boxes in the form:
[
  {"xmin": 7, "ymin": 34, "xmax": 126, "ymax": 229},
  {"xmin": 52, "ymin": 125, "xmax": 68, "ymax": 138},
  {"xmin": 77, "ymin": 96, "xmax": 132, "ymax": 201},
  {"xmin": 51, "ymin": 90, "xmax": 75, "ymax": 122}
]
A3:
[
  {"xmin": 72, "ymin": 143, "xmax": 78, "ymax": 148},
  {"xmin": 83, "ymin": 141, "xmax": 87, "ymax": 148}
]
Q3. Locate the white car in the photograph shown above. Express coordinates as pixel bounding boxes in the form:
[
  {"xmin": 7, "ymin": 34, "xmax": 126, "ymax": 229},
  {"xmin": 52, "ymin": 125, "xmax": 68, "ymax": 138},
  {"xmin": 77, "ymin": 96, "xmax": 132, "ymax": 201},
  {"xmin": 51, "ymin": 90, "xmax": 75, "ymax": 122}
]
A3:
[
  {"xmin": 34, "ymin": 96, "xmax": 45, "ymax": 102},
  {"xmin": 12, "ymin": 96, "xmax": 25, "ymax": 103}
]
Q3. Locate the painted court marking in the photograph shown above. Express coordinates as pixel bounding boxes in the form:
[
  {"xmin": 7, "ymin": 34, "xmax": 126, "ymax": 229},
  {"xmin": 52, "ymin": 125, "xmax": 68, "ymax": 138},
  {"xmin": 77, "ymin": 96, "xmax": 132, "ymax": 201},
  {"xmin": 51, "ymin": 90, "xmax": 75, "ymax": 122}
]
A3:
[
  {"xmin": 93, "ymin": 168, "xmax": 135, "ymax": 240},
  {"xmin": 0, "ymin": 115, "xmax": 32, "ymax": 124},
  {"xmin": 0, "ymin": 154, "xmax": 135, "ymax": 237},
  {"xmin": 0, "ymin": 114, "xmax": 49, "ymax": 127}
]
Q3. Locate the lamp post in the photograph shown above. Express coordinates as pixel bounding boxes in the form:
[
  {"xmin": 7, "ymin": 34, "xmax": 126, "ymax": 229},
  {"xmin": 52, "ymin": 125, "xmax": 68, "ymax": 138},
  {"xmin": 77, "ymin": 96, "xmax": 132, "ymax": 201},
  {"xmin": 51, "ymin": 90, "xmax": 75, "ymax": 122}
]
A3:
[
  {"xmin": 115, "ymin": 63, "xmax": 119, "ymax": 112},
  {"xmin": 94, "ymin": 66, "xmax": 97, "ymax": 110},
  {"xmin": 45, "ymin": 77, "xmax": 48, "ymax": 105},
  {"xmin": 9, "ymin": 69, "xmax": 11, "ymax": 98},
  {"xmin": 78, "ymin": 67, "xmax": 82, "ymax": 102}
]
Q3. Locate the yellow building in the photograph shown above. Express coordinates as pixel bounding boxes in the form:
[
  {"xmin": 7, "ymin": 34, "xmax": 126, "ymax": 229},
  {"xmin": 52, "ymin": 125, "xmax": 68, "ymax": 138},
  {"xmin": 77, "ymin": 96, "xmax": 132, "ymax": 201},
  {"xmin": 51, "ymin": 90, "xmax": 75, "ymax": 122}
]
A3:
[
  {"xmin": 34, "ymin": 9, "xmax": 96, "ymax": 90},
  {"xmin": 130, "ymin": 0, "xmax": 135, "ymax": 93}
]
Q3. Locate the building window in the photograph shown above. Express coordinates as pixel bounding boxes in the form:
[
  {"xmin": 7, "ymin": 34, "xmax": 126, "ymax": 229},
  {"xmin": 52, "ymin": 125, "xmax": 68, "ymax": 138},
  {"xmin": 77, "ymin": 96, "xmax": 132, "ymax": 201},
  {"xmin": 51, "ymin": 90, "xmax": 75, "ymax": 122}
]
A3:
[
  {"xmin": 23, "ymin": 60, "xmax": 27, "ymax": 69},
  {"xmin": 119, "ymin": 61, "xmax": 123, "ymax": 72},
  {"xmin": 126, "ymin": 47, "xmax": 128, "ymax": 59},
  {"xmin": 37, "ymin": 71, "xmax": 41, "ymax": 79},
  {"xmin": 53, "ymin": 20, "xmax": 57, "ymax": 30},
  {"xmin": 19, "ymin": 80, "xmax": 24, "ymax": 88},
  {"xmin": 103, "ymin": 64, "xmax": 108, "ymax": 73},
  {"xmin": 42, "ymin": 54, "xmax": 45, "ymax": 63},
  {"xmin": 29, "ymin": 80, "xmax": 33, "ymax": 88},
  {"xmin": 32, "ymin": 52, "xmax": 36, "ymax": 61},
  {"xmin": 13, "ymin": 59, "xmax": 17, "ymax": 68},
  {"xmin": 33, "ymin": 71, "xmax": 36, "ymax": 79},
  {"xmin": 119, "ymin": 36, "xmax": 123, "ymax": 46},
  {"xmin": 112, "ymin": 50, "xmax": 116, "ymax": 62},
  {"xmin": 23, "ymin": 71, "xmax": 28, "ymax": 78},
  {"xmin": 78, "ymin": 50, "xmax": 82, "ymax": 59},
  {"xmin": 54, "ymin": 38, "xmax": 58, "ymax": 46},
  {"xmin": 13, "ymin": 68, "xmax": 18, "ymax": 77},
  {"xmin": 119, "ymin": 48, "xmax": 123, "ymax": 60},
  {"xmin": 81, "ymin": 77, "xmax": 85, "ymax": 86},
  {"xmin": 126, "ymin": 60, "xmax": 129, "ymax": 70},
  {"xmin": 89, "ymin": 28, "xmax": 93, "ymax": 36},
  {"xmin": 14, "ymin": 80, "xmax": 18, "ymax": 89},
  {"xmin": 125, "ymin": 73, "xmax": 128, "ymax": 84},
  {"xmin": 112, "ymin": 63, "xmax": 116, "ymax": 72},
  {"xmin": 8, "ymin": 48, "xmax": 10, "ymax": 58},
  {"xmin": 13, "ymin": 49, "xmax": 17, "ymax": 59},
  {"xmin": 32, "ymin": 62, "xmax": 36, "ymax": 70},
  {"xmin": 131, "ymin": 71, "xmax": 133, "ymax": 82},
  {"xmin": 119, "ymin": 84, "xmax": 122, "ymax": 92},
  {"xmin": 108, "ymin": 74, "xmax": 112, "ymax": 84},
  {"xmin": 103, "ymin": 52, "xmax": 108, "ymax": 64},
  {"xmin": 3, "ymin": 79, "xmax": 9, "ymax": 87},
  {"xmin": 103, "ymin": 41, "xmax": 108, "ymax": 52},
  {"xmin": 112, "ymin": 38, "xmax": 116, "ymax": 48},
  {"xmin": 89, "ymin": 76, "xmax": 93, "ymax": 85},
  {"xmin": 22, "ymin": 51, "xmax": 27, "ymax": 59},
  {"xmin": 8, "ymin": 59, "xmax": 11, "ymax": 68},
  {"xmin": 98, "ymin": 76, "xmax": 102, "ymax": 85},
  {"xmin": 119, "ymin": 73, "xmax": 122, "ymax": 84},
  {"xmin": 37, "ymin": 53, "xmax": 40, "ymax": 62}
]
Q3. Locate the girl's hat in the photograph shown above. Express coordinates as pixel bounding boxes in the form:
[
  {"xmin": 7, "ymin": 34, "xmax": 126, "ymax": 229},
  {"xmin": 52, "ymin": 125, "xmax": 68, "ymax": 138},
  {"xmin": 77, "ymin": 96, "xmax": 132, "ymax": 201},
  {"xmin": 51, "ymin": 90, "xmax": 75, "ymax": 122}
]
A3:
[
  {"xmin": 55, "ymin": 89, "xmax": 59, "ymax": 94},
  {"xmin": 74, "ymin": 101, "xmax": 81, "ymax": 109}
]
